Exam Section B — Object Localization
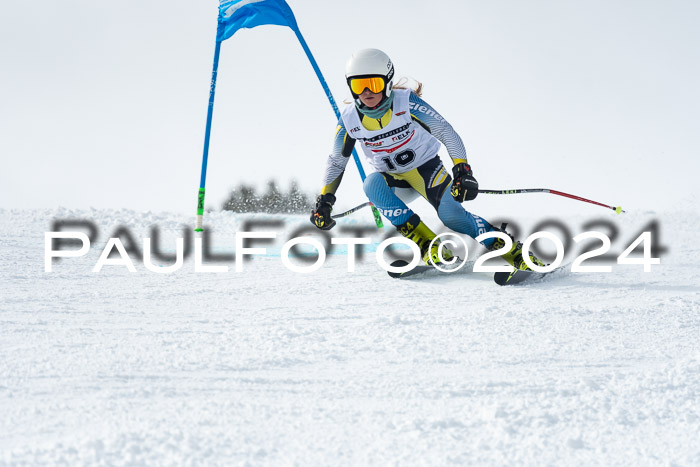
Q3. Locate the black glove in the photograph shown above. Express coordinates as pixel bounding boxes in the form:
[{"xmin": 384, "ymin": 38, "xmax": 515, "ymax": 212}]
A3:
[
  {"xmin": 310, "ymin": 193, "xmax": 337, "ymax": 230},
  {"xmin": 451, "ymin": 162, "xmax": 479, "ymax": 202}
]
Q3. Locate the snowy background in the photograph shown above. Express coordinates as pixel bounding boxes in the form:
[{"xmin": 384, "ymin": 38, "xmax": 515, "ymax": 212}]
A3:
[{"xmin": 2, "ymin": 0, "xmax": 700, "ymax": 464}]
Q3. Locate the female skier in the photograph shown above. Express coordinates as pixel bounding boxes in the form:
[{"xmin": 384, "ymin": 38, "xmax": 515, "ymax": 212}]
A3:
[{"xmin": 310, "ymin": 48, "xmax": 543, "ymax": 270}]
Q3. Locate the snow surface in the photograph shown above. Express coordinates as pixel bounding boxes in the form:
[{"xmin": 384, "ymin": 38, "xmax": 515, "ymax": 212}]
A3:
[{"xmin": 1, "ymin": 207, "xmax": 699, "ymax": 465}]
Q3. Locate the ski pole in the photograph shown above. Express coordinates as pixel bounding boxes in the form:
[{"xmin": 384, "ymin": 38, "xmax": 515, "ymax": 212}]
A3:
[
  {"xmin": 479, "ymin": 188, "xmax": 625, "ymax": 214},
  {"xmin": 331, "ymin": 202, "xmax": 371, "ymax": 219},
  {"xmin": 332, "ymin": 189, "xmax": 624, "ymax": 218}
]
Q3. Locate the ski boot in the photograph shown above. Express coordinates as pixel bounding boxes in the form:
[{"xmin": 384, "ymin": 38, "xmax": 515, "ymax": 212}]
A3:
[
  {"xmin": 489, "ymin": 225, "xmax": 546, "ymax": 271},
  {"xmin": 396, "ymin": 214, "xmax": 454, "ymax": 266}
]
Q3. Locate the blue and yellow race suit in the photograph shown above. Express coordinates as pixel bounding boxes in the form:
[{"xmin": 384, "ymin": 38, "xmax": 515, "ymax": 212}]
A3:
[{"xmin": 320, "ymin": 89, "xmax": 495, "ymax": 244}]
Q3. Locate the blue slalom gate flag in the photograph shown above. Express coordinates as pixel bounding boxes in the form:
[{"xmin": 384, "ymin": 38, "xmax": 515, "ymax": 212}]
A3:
[
  {"xmin": 195, "ymin": 0, "xmax": 384, "ymax": 230},
  {"xmin": 217, "ymin": 0, "xmax": 298, "ymax": 41}
]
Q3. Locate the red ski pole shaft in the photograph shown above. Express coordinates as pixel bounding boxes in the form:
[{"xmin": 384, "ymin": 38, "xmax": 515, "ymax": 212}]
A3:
[
  {"xmin": 548, "ymin": 189, "xmax": 623, "ymax": 213},
  {"xmin": 478, "ymin": 188, "xmax": 625, "ymax": 214}
]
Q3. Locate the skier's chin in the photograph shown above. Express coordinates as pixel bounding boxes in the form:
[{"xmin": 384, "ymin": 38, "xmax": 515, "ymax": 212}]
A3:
[{"xmin": 359, "ymin": 93, "xmax": 382, "ymax": 107}]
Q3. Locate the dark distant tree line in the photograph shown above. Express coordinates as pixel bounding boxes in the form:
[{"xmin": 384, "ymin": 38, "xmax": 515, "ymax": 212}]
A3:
[{"xmin": 222, "ymin": 180, "xmax": 314, "ymax": 214}]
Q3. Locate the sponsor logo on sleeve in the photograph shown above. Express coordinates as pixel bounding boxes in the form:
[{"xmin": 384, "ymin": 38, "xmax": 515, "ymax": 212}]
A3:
[{"xmin": 408, "ymin": 102, "xmax": 444, "ymax": 122}]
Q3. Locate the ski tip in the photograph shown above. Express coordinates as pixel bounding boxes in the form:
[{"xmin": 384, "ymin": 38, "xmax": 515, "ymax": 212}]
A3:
[
  {"xmin": 494, "ymin": 268, "xmax": 538, "ymax": 286},
  {"xmin": 494, "ymin": 269, "xmax": 518, "ymax": 286},
  {"xmin": 387, "ymin": 259, "xmax": 410, "ymax": 278},
  {"xmin": 614, "ymin": 206, "xmax": 624, "ymax": 215}
]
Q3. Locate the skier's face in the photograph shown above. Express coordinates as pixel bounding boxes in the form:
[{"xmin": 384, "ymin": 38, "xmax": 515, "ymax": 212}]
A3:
[{"xmin": 358, "ymin": 88, "xmax": 383, "ymax": 108}]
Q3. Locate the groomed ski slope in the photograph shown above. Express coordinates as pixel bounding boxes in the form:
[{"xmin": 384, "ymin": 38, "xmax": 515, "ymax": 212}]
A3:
[{"xmin": 1, "ymin": 208, "xmax": 699, "ymax": 465}]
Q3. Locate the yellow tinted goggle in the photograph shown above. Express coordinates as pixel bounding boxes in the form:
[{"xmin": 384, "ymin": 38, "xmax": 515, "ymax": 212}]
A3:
[{"xmin": 349, "ymin": 77, "xmax": 386, "ymax": 95}]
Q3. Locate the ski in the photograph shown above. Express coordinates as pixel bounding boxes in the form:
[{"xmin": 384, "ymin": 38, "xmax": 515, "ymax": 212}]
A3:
[
  {"xmin": 387, "ymin": 260, "xmax": 434, "ymax": 278},
  {"xmin": 388, "ymin": 259, "xmax": 568, "ymax": 283},
  {"xmin": 493, "ymin": 265, "xmax": 567, "ymax": 286},
  {"xmin": 387, "ymin": 258, "xmax": 464, "ymax": 279}
]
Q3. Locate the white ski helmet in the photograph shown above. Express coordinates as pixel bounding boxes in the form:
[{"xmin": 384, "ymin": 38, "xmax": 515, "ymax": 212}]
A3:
[{"xmin": 345, "ymin": 48, "xmax": 395, "ymax": 99}]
